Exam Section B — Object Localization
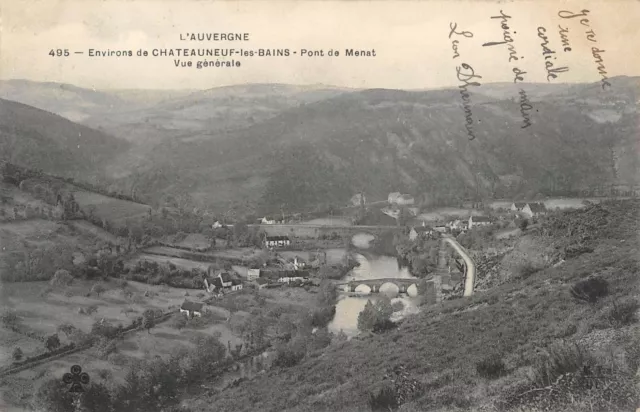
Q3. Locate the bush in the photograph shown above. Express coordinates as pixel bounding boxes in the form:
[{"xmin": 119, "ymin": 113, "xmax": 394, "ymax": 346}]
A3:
[
  {"xmin": 171, "ymin": 314, "xmax": 188, "ymax": 330},
  {"xmin": 530, "ymin": 341, "xmax": 591, "ymax": 387},
  {"xmin": 570, "ymin": 276, "xmax": 609, "ymax": 303},
  {"xmin": 514, "ymin": 263, "xmax": 539, "ymax": 279},
  {"xmin": 505, "ymin": 341, "xmax": 640, "ymax": 412},
  {"xmin": 368, "ymin": 386, "xmax": 398, "ymax": 411},
  {"xmin": 50, "ymin": 269, "xmax": 73, "ymax": 287},
  {"xmin": 391, "ymin": 301, "xmax": 405, "ymax": 312},
  {"xmin": 476, "ymin": 354, "xmax": 506, "ymax": 379},
  {"xmin": 606, "ymin": 298, "xmax": 639, "ymax": 328}
]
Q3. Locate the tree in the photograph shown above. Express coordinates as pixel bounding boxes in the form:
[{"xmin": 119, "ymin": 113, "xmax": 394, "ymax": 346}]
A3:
[
  {"xmin": 317, "ymin": 280, "xmax": 337, "ymax": 305},
  {"xmin": 519, "ymin": 219, "xmax": 529, "ymax": 231},
  {"xmin": 233, "ymin": 222, "xmax": 250, "ymax": 246},
  {"xmin": 357, "ymin": 300, "xmax": 377, "ymax": 332},
  {"xmin": 45, "ymin": 334, "xmax": 61, "ymax": 352},
  {"xmin": 143, "ymin": 309, "xmax": 155, "ymax": 334},
  {"xmin": 311, "ymin": 327, "xmax": 333, "ymax": 350},
  {"xmin": 91, "ymin": 283, "xmax": 106, "ymax": 297},
  {"xmin": 357, "ymin": 299, "xmax": 394, "ymax": 332},
  {"xmin": 34, "ymin": 378, "xmax": 75, "ymax": 412},
  {"xmin": 57, "ymin": 323, "xmax": 77, "ymax": 338},
  {"xmin": 50, "ymin": 269, "xmax": 73, "ymax": 287},
  {"xmin": 12, "ymin": 347, "xmax": 23, "ymax": 362}
]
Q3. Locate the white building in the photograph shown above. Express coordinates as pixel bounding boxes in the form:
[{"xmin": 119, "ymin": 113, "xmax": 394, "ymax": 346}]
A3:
[
  {"xmin": 247, "ymin": 268, "xmax": 260, "ymax": 281},
  {"xmin": 522, "ymin": 202, "xmax": 548, "ymax": 218},
  {"xmin": 264, "ymin": 236, "xmax": 291, "ymax": 248},
  {"xmin": 180, "ymin": 301, "xmax": 204, "ymax": 318},
  {"xmin": 468, "ymin": 216, "xmax": 491, "ymax": 228}
]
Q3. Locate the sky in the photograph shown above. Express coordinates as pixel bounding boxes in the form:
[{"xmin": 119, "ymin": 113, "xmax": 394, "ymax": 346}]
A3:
[{"xmin": 1, "ymin": 0, "xmax": 639, "ymax": 90}]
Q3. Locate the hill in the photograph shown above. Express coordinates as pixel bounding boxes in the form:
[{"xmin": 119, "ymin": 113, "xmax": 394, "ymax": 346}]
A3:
[
  {"xmin": 0, "ymin": 98, "xmax": 130, "ymax": 182},
  {"xmin": 111, "ymin": 76, "xmax": 639, "ymax": 214},
  {"xmin": 188, "ymin": 200, "xmax": 640, "ymax": 412},
  {"xmin": 0, "ymin": 79, "xmax": 193, "ymax": 123},
  {"xmin": 82, "ymin": 83, "xmax": 354, "ymax": 147}
]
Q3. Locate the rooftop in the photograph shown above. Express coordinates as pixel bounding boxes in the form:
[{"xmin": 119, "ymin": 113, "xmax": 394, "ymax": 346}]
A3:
[
  {"xmin": 528, "ymin": 202, "xmax": 547, "ymax": 213},
  {"xmin": 181, "ymin": 300, "xmax": 204, "ymax": 312},
  {"xmin": 265, "ymin": 236, "xmax": 290, "ymax": 241}
]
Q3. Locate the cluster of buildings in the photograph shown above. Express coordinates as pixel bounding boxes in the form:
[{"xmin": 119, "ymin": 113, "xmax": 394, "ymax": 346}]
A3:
[
  {"xmin": 388, "ymin": 192, "xmax": 415, "ymax": 206},
  {"xmin": 510, "ymin": 202, "xmax": 548, "ymax": 218},
  {"xmin": 407, "ymin": 201, "xmax": 549, "ymax": 242},
  {"xmin": 204, "ymin": 268, "xmax": 244, "ymax": 294},
  {"xmin": 263, "ymin": 235, "xmax": 291, "ymax": 248}
]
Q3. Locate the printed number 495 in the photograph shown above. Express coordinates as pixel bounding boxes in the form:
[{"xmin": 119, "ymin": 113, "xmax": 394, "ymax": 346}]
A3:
[{"xmin": 49, "ymin": 49, "xmax": 69, "ymax": 57}]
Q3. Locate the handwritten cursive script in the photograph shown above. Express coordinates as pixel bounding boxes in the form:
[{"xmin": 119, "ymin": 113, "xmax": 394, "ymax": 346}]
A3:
[
  {"xmin": 537, "ymin": 27, "xmax": 569, "ymax": 82},
  {"xmin": 482, "ymin": 10, "xmax": 519, "ymax": 62},
  {"xmin": 456, "ymin": 63, "xmax": 483, "ymax": 141},
  {"xmin": 558, "ymin": 9, "xmax": 611, "ymax": 89}
]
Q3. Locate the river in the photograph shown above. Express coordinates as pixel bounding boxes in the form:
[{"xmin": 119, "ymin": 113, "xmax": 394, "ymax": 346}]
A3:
[{"xmin": 327, "ymin": 233, "xmax": 421, "ymax": 337}]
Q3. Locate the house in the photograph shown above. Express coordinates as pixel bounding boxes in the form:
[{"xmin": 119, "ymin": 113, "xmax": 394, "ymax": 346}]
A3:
[
  {"xmin": 388, "ymin": 193, "xmax": 415, "ymax": 206},
  {"xmin": 446, "ymin": 219, "xmax": 466, "ymax": 231},
  {"xmin": 264, "ymin": 236, "xmax": 291, "ymax": 248},
  {"xmin": 510, "ymin": 202, "xmax": 527, "ymax": 213},
  {"xmin": 212, "ymin": 221, "xmax": 223, "ymax": 229},
  {"xmin": 219, "ymin": 272, "xmax": 233, "ymax": 288},
  {"xmin": 409, "ymin": 226, "xmax": 432, "ymax": 241},
  {"xmin": 204, "ymin": 277, "xmax": 223, "ymax": 293},
  {"xmin": 388, "ymin": 192, "xmax": 402, "ymax": 204},
  {"xmin": 247, "ymin": 268, "xmax": 260, "ymax": 281},
  {"xmin": 260, "ymin": 217, "xmax": 276, "ymax": 225},
  {"xmin": 468, "ymin": 216, "xmax": 491, "ymax": 229},
  {"xmin": 230, "ymin": 278, "xmax": 243, "ymax": 291},
  {"xmin": 290, "ymin": 256, "xmax": 306, "ymax": 271},
  {"xmin": 204, "ymin": 267, "xmax": 240, "ymax": 292},
  {"xmin": 350, "ymin": 193, "xmax": 366, "ymax": 207},
  {"xmin": 433, "ymin": 225, "xmax": 448, "ymax": 233},
  {"xmin": 397, "ymin": 194, "xmax": 415, "ymax": 206},
  {"xmin": 180, "ymin": 301, "xmax": 204, "ymax": 318},
  {"xmin": 277, "ymin": 276, "xmax": 307, "ymax": 284},
  {"xmin": 522, "ymin": 202, "xmax": 547, "ymax": 218}
]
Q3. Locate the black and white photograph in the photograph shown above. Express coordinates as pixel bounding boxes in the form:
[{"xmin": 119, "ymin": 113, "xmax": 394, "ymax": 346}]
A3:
[{"xmin": 0, "ymin": 1, "xmax": 639, "ymax": 411}]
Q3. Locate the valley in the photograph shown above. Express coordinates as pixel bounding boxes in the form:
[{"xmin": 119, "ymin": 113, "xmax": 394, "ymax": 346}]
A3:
[{"xmin": 0, "ymin": 76, "xmax": 638, "ymax": 412}]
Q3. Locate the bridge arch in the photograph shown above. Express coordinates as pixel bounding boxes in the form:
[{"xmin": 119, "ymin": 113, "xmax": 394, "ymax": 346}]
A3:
[{"xmin": 379, "ymin": 282, "xmax": 400, "ymax": 298}]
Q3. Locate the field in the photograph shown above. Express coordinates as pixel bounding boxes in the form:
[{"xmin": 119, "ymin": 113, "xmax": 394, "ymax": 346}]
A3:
[
  {"xmin": 301, "ymin": 217, "xmax": 353, "ymax": 226},
  {"xmin": 0, "ymin": 219, "xmax": 105, "ymax": 279},
  {"xmin": 0, "ymin": 183, "xmax": 54, "ymax": 221},
  {"xmin": 73, "ymin": 190, "xmax": 151, "ymax": 223},
  {"xmin": 417, "ymin": 207, "xmax": 486, "ymax": 221},
  {"xmin": 143, "ymin": 245, "xmax": 266, "ymax": 263},
  {"xmin": 0, "ymin": 278, "xmax": 242, "ymax": 411},
  {"xmin": 127, "ymin": 253, "xmax": 212, "ymax": 271},
  {"xmin": 68, "ymin": 220, "xmax": 118, "ymax": 243},
  {"xmin": 171, "ymin": 233, "xmax": 210, "ymax": 250}
]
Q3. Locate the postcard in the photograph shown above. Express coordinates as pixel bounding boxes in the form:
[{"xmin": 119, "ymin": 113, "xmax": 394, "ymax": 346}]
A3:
[{"xmin": 1, "ymin": 1, "xmax": 638, "ymax": 411}]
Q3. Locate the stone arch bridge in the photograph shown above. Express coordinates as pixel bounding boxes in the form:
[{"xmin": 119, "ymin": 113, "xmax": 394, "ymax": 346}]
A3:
[{"xmin": 336, "ymin": 278, "xmax": 423, "ymax": 294}]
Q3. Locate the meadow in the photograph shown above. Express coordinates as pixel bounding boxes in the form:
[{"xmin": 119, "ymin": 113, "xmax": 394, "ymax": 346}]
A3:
[
  {"xmin": 0, "ymin": 278, "xmax": 242, "ymax": 411},
  {"xmin": 73, "ymin": 190, "xmax": 151, "ymax": 223}
]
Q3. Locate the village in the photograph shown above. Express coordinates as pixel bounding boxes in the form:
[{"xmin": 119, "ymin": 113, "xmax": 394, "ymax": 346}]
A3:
[{"xmin": 168, "ymin": 190, "xmax": 574, "ymax": 320}]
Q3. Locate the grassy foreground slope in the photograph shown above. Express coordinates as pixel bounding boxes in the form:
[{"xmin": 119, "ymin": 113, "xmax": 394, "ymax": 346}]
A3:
[{"xmin": 193, "ymin": 200, "xmax": 640, "ymax": 412}]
